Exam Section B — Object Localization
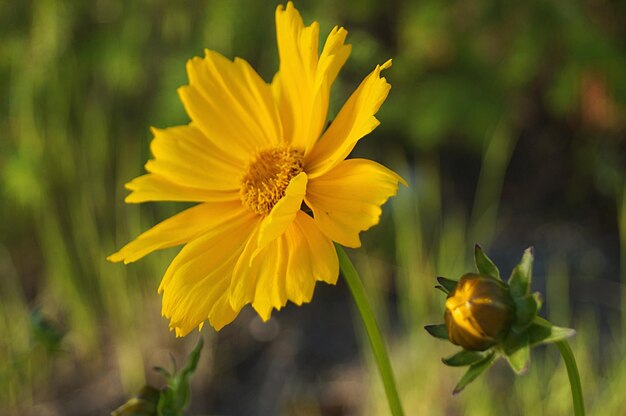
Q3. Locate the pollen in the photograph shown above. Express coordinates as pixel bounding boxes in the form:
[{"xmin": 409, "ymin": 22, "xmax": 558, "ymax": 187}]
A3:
[{"xmin": 240, "ymin": 146, "xmax": 304, "ymax": 215}]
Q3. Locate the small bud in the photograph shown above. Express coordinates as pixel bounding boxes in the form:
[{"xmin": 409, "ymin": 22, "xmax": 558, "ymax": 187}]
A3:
[{"xmin": 444, "ymin": 273, "xmax": 515, "ymax": 351}]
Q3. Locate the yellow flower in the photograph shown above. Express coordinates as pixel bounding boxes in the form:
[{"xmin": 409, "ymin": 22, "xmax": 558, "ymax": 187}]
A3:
[{"xmin": 108, "ymin": 2, "xmax": 405, "ymax": 336}]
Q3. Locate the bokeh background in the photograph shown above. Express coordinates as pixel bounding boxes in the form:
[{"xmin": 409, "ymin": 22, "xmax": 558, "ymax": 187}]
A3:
[{"xmin": 1, "ymin": 0, "xmax": 625, "ymax": 415}]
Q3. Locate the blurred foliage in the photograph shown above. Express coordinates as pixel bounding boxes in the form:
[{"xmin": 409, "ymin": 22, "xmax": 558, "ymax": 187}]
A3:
[
  {"xmin": 389, "ymin": 1, "xmax": 626, "ymax": 152},
  {"xmin": 29, "ymin": 308, "xmax": 65, "ymax": 354},
  {"xmin": 112, "ymin": 338, "xmax": 203, "ymax": 416},
  {"xmin": 0, "ymin": 0, "xmax": 624, "ymax": 415}
]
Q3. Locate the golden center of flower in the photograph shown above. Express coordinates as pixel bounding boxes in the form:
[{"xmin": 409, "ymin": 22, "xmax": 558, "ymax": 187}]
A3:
[{"xmin": 240, "ymin": 147, "xmax": 304, "ymax": 215}]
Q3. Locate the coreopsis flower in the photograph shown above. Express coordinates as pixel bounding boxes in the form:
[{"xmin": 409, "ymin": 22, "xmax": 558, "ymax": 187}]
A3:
[
  {"xmin": 426, "ymin": 245, "xmax": 575, "ymax": 394},
  {"xmin": 109, "ymin": 2, "xmax": 405, "ymax": 336}
]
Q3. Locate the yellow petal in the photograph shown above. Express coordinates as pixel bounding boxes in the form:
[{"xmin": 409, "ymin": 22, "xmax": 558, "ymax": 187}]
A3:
[
  {"xmin": 229, "ymin": 224, "xmax": 287, "ymax": 320},
  {"xmin": 274, "ymin": 2, "xmax": 351, "ymax": 154},
  {"xmin": 305, "ymin": 60, "xmax": 392, "ymax": 178},
  {"xmin": 178, "ymin": 50, "xmax": 282, "ymax": 159},
  {"xmin": 230, "ymin": 211, "xmax": 338, "ymax": 321},
  {"xmin": 305, "ymin": 158, "xmax": 406, "ymax": 247},
  {"xmin": 318, "ymin": 26, "xmax": 352, "ymax": 90},
  {"xmin": 250, "ymin": 235, "xmax": 289, "ymax": 321},
  {"xmin": 284, "ymin": 211, "xmax": 339, "ymax": 305},
  {"xmin": 253, "ymin": 171, "xmax": 307, "ymax": 258},
  {"xmin": 228, "ymin": 226, "xmax": 262, "ymax": 311},
  {"xmin": 145, "ymin": 124, "xmax": 243, "ymax": 191},
  {"xmin": 159, "ymin": 209, "xmax": 260, "ymax": 335},
  {"xmin": 124, "ymin": 173, "xmax": 237, "ymax": 203},
  {"xmin": 229, "ymin": 173, "xmax": 308, "ymax": 313},
  {"xmin": 108, "ymin": 200, "xmax": 249, "ymax": 264}
]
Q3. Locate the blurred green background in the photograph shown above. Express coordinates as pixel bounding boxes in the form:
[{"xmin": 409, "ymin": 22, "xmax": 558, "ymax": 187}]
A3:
[{"xmin": 1, "ymin": 0, "xmax": 625, "ymax": 415}]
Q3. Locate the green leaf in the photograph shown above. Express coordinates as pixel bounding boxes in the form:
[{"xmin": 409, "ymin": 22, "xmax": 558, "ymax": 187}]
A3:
[
  {"xmin": 502, "ymin": 328, "xmax": 531, "ymax": 375},
  {"xmin": 157, "ymin": 337, "xmax": 204, "ymax": 416},
  {"xmin": 437, "ymin": 276, "xmax": 458, "ymax": 293},
  {"xmin": 435, "ymin": 285, "xmax": 448, "ymax": 295},
  {"xmin": 114, "ymin": 341, "xmax": 205, "ymax": 416},
  {"xmin": 424, "ymin": 324, "xmax": 448, "ymax": 340},
  {"xmin": 157, "ymin": 387, "xmax": 177, "ymax": 416},
  {"xmin": 505, "ymin": 337, "xmax": 530, "ymax": 375},
  {"xmin": 508, "ymin": 247, "xmax": 534, "ymax": 297},
  {"xmin": 179, "ymin": 337, "xmax": 204, "ymax": 386},
  {"xmin": 527, "ymin": 317, "xmax": 576, "ymax": 347},
  {"xmin": 442, "ymin": 349, "xmax": 490, "ymax": 367},
  {"xmin": 474, "ymin": 244, "xmax": 501, "ymax": 280},
  {"xmin": 513, "ymin": 292, "xmax": 542, "ymax": 328},
  {"xmin": 453, "ymin": 352, "xmax": 496, "ymax": 394}
]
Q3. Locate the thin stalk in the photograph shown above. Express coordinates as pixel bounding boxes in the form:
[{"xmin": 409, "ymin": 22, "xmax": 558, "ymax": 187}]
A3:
[
  {"xmin": 336, "ymin": 245, "xmax": 404, "ymax": 416},
  {"xmin": 618, "ymin": 181, "xmax": 626, "ymax": 337},
  {"xmin": 556, "ymin": 340, "xmax": 585, "ymax": 416}
]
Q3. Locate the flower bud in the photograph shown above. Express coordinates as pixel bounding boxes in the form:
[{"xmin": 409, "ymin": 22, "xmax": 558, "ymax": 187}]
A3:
[{"xmin": 444, "ymin": 273, "xmax": 514, "ymax": 351}]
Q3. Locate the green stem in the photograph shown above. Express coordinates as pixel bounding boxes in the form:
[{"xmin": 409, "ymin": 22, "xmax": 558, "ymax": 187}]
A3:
[
  {"xmin": 556, "ymin": 340, "xmax": 585, "ymax": 416},
  {"xmin": 336, "ymin": 245, "xmax": 404, "ymax": 416}
]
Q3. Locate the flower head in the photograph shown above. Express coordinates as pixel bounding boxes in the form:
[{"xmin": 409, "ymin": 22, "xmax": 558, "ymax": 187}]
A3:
[
  {"xmin": 109, "ymin": 2, "xmax": 405, "ymax": 336},
  {"xmin": 444, "ymin": 273, "xmax": 514, "ymax": 351},
  {"xmin": 425, "ymin": 245, "xmax": 576, "ymax": 394}
]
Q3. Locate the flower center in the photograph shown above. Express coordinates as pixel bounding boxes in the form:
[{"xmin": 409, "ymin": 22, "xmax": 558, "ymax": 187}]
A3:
[{"xmin": 240, "ymin": 146, "xmax": 304, "ymax": 215}]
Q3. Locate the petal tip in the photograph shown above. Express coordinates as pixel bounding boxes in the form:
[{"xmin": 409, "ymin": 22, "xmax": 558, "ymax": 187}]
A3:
[
  {"xmin": 106, "ymin": 253, "xmax": 120, "ymax": 263},
  {"xmin": 252, "ymin": 301, "xmax": 276, "ymax": 322},
  {"xmin": 123, "ymin": 180, "xmax": 136, "ymax": 191},
  {"xmin": 149, "ymin": 126, "xmax": 159, "ymax": 136},
  {"xmin": 123, "ymin": 193, "xmax": 140, "ymax": 204}
]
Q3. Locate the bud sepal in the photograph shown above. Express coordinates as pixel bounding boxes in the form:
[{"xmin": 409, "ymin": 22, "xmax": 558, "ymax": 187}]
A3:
[{"xmin": 425, "ymin": 245, "xmax": 575, "ymax": 393}]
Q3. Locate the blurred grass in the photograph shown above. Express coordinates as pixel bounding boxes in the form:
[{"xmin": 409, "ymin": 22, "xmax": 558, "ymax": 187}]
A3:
[{"xmin": 1, "ymin": 0, "xmax": 625, "ymax": 415}]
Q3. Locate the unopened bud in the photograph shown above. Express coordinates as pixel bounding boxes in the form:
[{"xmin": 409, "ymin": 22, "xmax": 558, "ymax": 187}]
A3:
[{"xmin": 444, "ymin": 273, "xmax": 514, "ymax": 351}]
